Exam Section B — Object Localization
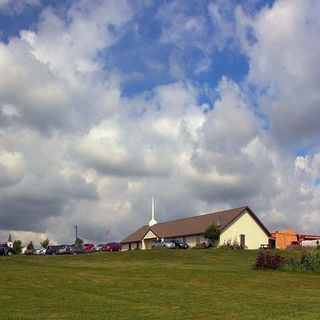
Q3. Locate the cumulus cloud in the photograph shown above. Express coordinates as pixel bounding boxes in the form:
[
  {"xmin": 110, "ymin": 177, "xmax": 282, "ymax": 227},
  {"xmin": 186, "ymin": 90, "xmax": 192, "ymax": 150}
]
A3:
[
  {"xmin": 1, "ymin": 0, "xmax": 320, "ymax": 246},
  {"xmin": 0, "ymin": 151, "xmax": 26, "ymax": 187},
  {"xmin": 238, "ymin": 0, "xmax": 320, "ymax": 147},
  {"xmin": 0, "ymin": 0, "xmax": 40, "ymax": 14}
]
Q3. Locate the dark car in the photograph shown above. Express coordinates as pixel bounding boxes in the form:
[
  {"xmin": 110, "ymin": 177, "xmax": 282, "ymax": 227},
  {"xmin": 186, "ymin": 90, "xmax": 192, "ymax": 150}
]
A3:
[
  {"xmin": 58, "ymin": 245, "xmax": 73, "ymax": 254},
  {"xmin": 101, "ymin": 242, "xmax": 121, "ymax": 252},
  {"xmin": 46, "ymin": 245, "xmax": 65, "ymax": 255},
  {"xmin": 24, "ymin": 249, "xmax": 35, "ymax": 255},
  {"xmin": 70, "ymin": 245, "xmax": 87, "ymax": 254},
  {"xmin": 170, "ymin": 239, "xmax": 189, "ymax": 249},
  {"xmin": 0, "ymin": 244, "xmax": 16, "ymax": 256}
]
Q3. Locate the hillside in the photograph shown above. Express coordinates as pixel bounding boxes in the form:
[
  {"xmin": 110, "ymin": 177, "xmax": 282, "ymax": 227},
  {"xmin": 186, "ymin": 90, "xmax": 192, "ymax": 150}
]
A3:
[{"xmin": 0, "ymin": 250, "xmax": 319, "ymax": 319}]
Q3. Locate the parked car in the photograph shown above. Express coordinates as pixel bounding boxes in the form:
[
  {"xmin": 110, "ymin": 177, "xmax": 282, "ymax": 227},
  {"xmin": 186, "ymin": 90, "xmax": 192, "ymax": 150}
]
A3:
[
  {"xmin": 70, "ymin": 245, "xmax": 87, "ymax": 254},
  {"xmin": 94, "ymin": 244, "xmax": 105, "ymax": 252},
  {"xmin": 151, "ymin": 239, "xmax": 176, "ymax": 249},
  {"xmin": 0, "ymin": 244, "xmax": 16, "ymax": 256},
  {"xmin": 259, "ymin": 244, "xmax": 271, "ymax": 250},
  {"xmin": 58, "ymin": 245, "xmax": 72, "ymax": 254},
  {"xmin": 101, "ymin": 242, "xmax": 121, "ymax": 252},
  {"xmin": 170, "ymin": 239, "xmax": 189, "ymax": 249},
  {"xmin": 46, "ymin": 245, "xmax": 65, "ymax": 255},
  {"xmin": 82, "ymin": 243, "xmax": 96, "ymax": 252},
  {"xmin": 24, "ymin": 249, "xmax": 35, "ymax": 255},
  {"xmin": 34, "ymin": 248, "xmax": 47, "ymax": 255}
]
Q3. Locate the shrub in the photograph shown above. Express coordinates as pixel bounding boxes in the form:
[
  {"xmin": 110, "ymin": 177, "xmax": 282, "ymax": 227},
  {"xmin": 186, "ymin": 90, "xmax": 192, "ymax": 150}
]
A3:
[
  {"xmin": 219, "ymin": 239, "xmax": 242, "ymax": 250},
  {"xmin": 40, "ymin": 238, "xmax": 49, "ymax": 249},
  {"xmin": 13, "ymin": 240, "xmax": 22, "ymax": 254},
  {"xmin": 281, "ymin": 257, "xmax": 301, "ymax": 272},
  {"xmin": 254, "ymin": 251, "xmax": 285, "ymax": 270},
  {"xmin": 203, "ymin": 223, "xmax": 220, "ymax": 247},
  {"xmin": 26, "ymin": 241, "xmax": 34, "ymax": 251},
  {"xmin": 300, "ymin": 251, "xmax": 320, "ymax": 272},
  {"xmin": 195, "ymin": 242, "xmax": 207, "ymax": 249},
  {"xmin": 255, "ymin": 250, "xmax": 320, "ymax": 273}
]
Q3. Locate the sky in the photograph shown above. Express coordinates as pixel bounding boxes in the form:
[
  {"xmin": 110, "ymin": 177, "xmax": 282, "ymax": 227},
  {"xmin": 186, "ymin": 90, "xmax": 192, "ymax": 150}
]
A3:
[{"xmin": 0, "ymin": 0, "xmax": 320, "ymax": 246}]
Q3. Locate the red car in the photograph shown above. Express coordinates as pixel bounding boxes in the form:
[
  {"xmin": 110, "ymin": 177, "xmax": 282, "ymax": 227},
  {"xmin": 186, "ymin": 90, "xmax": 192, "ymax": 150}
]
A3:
[
  {"xmin": 82, "ymin": 243, "xmax": 96, "ymax": 252},
  {"xmin": 101, "ymin": 242, "xmax": 121, "ymax": 252}
]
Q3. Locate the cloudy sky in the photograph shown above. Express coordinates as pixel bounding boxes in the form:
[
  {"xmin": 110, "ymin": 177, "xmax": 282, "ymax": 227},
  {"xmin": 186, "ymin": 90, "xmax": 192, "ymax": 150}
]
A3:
[{"xmin": 0, "ymin": 0, "xmax": 319, "ymax": 245}]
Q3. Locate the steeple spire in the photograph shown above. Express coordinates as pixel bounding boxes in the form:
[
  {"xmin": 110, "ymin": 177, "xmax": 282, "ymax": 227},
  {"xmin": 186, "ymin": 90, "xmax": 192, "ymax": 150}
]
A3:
[
  {"xmin": 7, "ymin": 233, "xmax": 13, "ymax": 248},
  {"xmin": 148, "ymin": 196, "xmax": 157, "ymax": 226}
]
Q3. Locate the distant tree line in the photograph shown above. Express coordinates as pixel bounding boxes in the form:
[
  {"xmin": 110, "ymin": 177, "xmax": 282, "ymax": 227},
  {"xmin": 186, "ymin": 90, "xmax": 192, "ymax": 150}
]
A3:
[
  {"xmin": 9, "ymin": 236, "xmax": 85, "ymax": 254},
  {"xmin": 10, "ymin": 238, "xmax": 51, "ymax": 254}
]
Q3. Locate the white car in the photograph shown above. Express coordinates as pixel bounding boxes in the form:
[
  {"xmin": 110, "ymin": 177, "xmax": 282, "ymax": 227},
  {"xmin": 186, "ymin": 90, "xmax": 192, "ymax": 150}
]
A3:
[
  {"xmin": 94, "ymin": 244, "xmax": 105, "ymax": 252},
  {"xmin": 151, "ymin": 239, "xmax": 176, "ymax": 249},
  {"xmin": 34, "ymin": 248, "xmax": 46, "ymax": 255}
]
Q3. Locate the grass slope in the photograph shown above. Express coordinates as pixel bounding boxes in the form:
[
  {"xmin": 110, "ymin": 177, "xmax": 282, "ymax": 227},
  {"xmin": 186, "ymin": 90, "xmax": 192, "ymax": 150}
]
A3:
[{"xmin": 0, "ymin": 250, "xmax": 319, "ymax": 320}]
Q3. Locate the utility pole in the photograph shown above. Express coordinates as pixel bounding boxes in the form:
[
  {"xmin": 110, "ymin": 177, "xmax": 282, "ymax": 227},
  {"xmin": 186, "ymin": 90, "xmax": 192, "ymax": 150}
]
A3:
[{"xmin": 74, "ymin": 225, "xmax": 78, "ymax": 240}]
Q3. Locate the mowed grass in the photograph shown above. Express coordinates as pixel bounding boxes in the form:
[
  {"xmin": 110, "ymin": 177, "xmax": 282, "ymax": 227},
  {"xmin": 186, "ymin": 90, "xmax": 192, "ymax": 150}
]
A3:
[{"xmin": 0, "ymin": 250, "xmax": 319, "ymax": 320}]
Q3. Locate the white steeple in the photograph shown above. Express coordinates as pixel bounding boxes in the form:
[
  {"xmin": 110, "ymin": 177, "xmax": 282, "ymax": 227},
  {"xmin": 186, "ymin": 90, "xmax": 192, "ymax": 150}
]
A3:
[
  {"xmin": 7, "ymin": 233, "xmax": 13, "ymax": 248},
  {"xmin": 148, "ymin": 196, "xmax": 157, "ymax": 226}
]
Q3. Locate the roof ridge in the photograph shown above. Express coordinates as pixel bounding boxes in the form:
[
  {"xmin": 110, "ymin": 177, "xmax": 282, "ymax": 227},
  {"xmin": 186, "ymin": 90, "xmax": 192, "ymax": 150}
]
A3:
[{"xmin": 150, "ymin": 206, "xmax": 248, "ymax": 226}]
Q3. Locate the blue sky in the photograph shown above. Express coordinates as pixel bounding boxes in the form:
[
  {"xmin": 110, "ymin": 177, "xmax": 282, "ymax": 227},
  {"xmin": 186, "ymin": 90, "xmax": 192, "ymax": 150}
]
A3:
[{"xmin": 0, "ymin": 0, "xmax": 319, "ymax": 244}]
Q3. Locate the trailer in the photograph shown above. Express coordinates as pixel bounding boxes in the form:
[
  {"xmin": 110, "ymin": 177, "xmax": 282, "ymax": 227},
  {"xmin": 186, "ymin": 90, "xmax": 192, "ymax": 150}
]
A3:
[{"xmin": 289, "ymin": 234, "xmax": 320, "ymax": 248}]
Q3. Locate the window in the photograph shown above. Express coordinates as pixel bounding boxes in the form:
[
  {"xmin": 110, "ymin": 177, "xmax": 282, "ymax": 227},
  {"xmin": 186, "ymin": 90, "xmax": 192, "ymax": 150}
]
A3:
[{"xmin": 196, "ymin": 235, "xmax": 201, "ymax": 243}]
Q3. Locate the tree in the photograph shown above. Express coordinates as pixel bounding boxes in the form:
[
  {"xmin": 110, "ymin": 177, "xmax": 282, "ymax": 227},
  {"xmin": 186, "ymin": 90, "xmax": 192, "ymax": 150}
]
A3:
[
  {"xmin": 13, "ymin": 240, "xmax": 22, "ymax": 254},
  {"xmin": 203, "ymin": 223, "xmax": 221, "ymax": 247},
  {"xmin": 74, "ymin": 237, "xmax": 84, "ymax": 246},
  {"xmin": 40, "ymin": 238, "xmax": 49, "ymax": 249},
  {"xmin": 26, "ymin": 241, "xmax": 34, "ymax": 251}
]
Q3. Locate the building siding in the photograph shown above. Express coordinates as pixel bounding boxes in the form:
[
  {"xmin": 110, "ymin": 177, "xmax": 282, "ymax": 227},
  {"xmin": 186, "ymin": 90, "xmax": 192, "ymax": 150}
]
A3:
[
  {"xmin": 219, "ymin": 211, "xmax": 269, "ymax": 249},
  {"xmin": 271, "ymin": 229, "xmax": 297, "ymax": 249},
  {"xmin": 121, "ymin": 241, "xmax": 142, "ymax": 251}
]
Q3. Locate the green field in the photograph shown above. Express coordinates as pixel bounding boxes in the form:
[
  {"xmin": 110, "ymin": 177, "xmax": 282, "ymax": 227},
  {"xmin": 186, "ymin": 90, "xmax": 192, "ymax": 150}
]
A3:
[{"xmin": 0, "ymin": 250, "xmax": 319, "ymax": 320}]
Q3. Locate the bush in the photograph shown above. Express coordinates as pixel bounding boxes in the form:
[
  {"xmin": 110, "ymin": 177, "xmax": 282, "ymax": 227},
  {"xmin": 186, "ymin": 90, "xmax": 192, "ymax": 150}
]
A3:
[
  {"xmin": 40, "ymin": 238, "xmax": 49, "ymax": 249},
  {"xmin": 195, "ymin": 242, "xmax": 207, "ymax": 249},
  {"xmin": 13, "ymin": 240, "xmax": 22, "ymax": 254},
  {"xmin": 300, "ymin": 251, "xmax": 320, "ymax": 272},
  {"xmin": 255, "ymin": 250, "xmax": 320, "ymax": 273},
  {"xmin": 26, "ymin": 241, "xmax": 34, "ymax": 251},
  {"xmin": 254, "ymin": 251, "xmax": 285, "ymax": 270},
  {"xmin": 203, "ymin": 223, "xmax": 220, "ymax": 247}
]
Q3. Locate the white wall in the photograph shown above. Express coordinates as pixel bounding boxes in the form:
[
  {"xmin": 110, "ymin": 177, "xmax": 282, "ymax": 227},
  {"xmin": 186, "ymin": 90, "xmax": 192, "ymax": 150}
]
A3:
[
  {"xmin": 219, "ymin": 211, "xmax": 269, "ymax": 249},
  {"xmin": 143, "ymin": 230, "xmax": 157, "ymax": 240},
  {"xmin": 121, "ymin": 242, "xmax": 141, "ymax": 251},
  {"xmin": 184, "ymin": 235, "xmax": 207, "ymax": 247},
  {"xmin": 121, "ymin": 243, "xmax": 130, "ymax": 251}
]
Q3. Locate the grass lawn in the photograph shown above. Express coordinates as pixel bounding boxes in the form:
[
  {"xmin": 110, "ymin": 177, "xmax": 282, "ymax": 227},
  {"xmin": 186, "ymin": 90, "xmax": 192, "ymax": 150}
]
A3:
[{"xmin": 0, "ymin": 249, "xmax": 319, "ymax": 320}]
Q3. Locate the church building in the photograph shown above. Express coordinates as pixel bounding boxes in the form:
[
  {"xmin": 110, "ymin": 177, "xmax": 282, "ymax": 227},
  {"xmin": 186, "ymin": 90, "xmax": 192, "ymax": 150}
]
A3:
[{"xmin": 121, "ymin": 203, "xmax": 271, "ymax": 250}]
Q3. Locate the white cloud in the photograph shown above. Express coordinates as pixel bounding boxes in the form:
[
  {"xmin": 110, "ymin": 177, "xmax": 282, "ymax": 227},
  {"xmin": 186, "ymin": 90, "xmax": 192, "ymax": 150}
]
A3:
[
  {"xmin": 0, "ymin": 151, "xmax": 26, "ymax": 187},
  {"xmin": 0, "ymin": 0, "xmax": 131, "ymax": 133},
  {"xmin": 22, "ymin": 0, "xmax": 132, "ymax": 78},
  {"xmin": 0, "ymin": 0, "xmax": 40, "ymax": 14},
  {"xmin": 238, "ymin": 0, "xmax": 320, "ymax": 146},
  {"xmin": 200, "ymin": 77, "xmax": 259, "ymax": 152},
  {"xmin": 0, "ymin": 0, "xmax": 320, "ymax": 245}
]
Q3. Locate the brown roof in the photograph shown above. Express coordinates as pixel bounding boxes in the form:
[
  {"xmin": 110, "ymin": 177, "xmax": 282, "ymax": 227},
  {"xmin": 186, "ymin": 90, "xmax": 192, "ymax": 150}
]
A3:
[{"xmin": 121, "ymin": 206, "xmax": 270, "ymax": 244}]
